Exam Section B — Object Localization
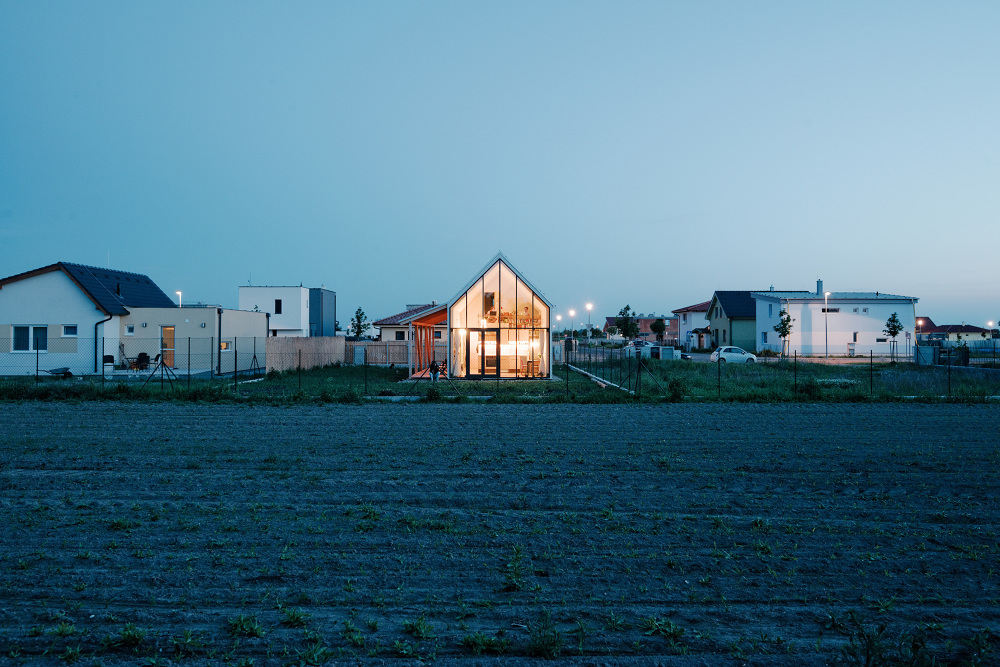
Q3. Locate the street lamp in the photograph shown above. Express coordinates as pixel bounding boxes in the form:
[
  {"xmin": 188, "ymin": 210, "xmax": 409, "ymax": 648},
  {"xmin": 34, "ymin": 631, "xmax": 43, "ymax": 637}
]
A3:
[
  {"xmin": 176, "ymin": 291, "xmax": 182, "ymax": 308},
  {"xmin": 824, "ymin": 291, "xmax": 831, "ymax": 358},
  {"xmin": 556, "ymin": 314, "xmax": 562, "ymax": 337},
  {"xmin": 586, "ymin": 303, "xmax": 593, "ymax": 341},
  {"xmin": 569, "ymin": 309, "xmax": 576, "ymax": 338}
]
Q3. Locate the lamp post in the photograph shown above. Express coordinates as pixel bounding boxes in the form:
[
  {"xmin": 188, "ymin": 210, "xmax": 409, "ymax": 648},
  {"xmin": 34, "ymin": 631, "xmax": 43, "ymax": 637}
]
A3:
[
  {"xmin": 176, "ymin": 291, "xmax": 182, "ymax": 308},
  {"xmin": 586, "ymin": 303, "xmax": 593, "ymax": 342},
  {"xmin": 556, "ymin": 314, "xmax": 562, "ymax": 337},
  {"xmin": 569, "ymin": 309, "xmax": 576, "ymax": 339},
  {"xmin": 824, "ymin": 291, "xmax": 831, "ymax": 358}
]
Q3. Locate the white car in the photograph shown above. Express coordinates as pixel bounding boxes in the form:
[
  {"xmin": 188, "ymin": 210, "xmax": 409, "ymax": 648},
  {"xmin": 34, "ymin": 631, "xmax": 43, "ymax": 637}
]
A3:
[{"xmin": 709, "ymin": 346, "xmax": 757, "ymax": 363}]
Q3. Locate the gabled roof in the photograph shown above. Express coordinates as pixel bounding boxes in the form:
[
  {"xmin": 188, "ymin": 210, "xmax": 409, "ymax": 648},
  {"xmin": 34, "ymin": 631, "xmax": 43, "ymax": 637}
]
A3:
[
  {"xmin": 0, "ymin": 262, "xmax": 176, "ymax": 315},
  {"xmin": 916, "ymin": 316, "xmax": 936, "ymax": 329},
  {"xmin": 447, "ymin": 252, "xmax": 553, "ymax": 309},
  {"xmin": 710, "ymin": 290, "xmax": 810, "ymax": 319},
  {"xmin": 673, "ymin": 300, "xmax": 711, "ymax": 314},
  {"xmin": 924, "ymin": 324, "xmax": 990, "ymax": 335},
  {"xmin": 373, "ymin": 304, "xmax": 443, "ymax": 327}
]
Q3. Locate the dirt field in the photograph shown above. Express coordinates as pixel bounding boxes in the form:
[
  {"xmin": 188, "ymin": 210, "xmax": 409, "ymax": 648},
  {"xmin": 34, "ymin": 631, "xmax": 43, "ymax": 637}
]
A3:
[{"xmin": 1, "ymin": 402, "xmax": 998, "ymax": 665}]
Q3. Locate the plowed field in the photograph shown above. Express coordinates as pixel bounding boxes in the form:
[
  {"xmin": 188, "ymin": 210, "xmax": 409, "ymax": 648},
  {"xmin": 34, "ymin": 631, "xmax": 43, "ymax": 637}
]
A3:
[{"xmin": 1, "ymin": 402, "xmax": 998, "ymax": 665}]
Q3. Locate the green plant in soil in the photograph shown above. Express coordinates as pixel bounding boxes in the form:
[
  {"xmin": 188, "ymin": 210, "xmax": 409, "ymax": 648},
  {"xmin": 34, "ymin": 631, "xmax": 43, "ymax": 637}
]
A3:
[{"xmin": 227, "ymin": 614, "xmax": 266, "ymax": 638}]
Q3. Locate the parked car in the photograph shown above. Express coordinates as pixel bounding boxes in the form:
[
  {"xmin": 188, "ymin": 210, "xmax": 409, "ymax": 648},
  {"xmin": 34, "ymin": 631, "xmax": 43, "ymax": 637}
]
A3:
[{"xmin": 709, "ymin": 346, "xmax": 757, "ymax": 363}]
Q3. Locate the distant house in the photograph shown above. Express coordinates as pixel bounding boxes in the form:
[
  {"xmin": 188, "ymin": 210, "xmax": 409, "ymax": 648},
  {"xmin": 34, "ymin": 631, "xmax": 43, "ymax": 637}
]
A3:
[
  {"xmin": 706, "ymin": 290, "xmax": 808, "ymax": 351},
  {"xmin": 673, "ymin": 301, "xmax": 711, "ymax": 350},
  {"xmin": 373, "ymin": 304, "xmax": 447, "ymax": 342},
  {"xmin": 602, "ymin": 313, "xmax": 679, "ymax": 344},
  {"xmin": 753, "ymin": 281, "xmax": 918, "ymax": 356},
  {"xmin": 238, "ymin": 285, "xmax": 336, "ymax": 337},
  {"xmin": 919, "ymin": 320, "xmax": 994, "ymax": 344},
  {"xmin": 1, "ymin": 262, "xmax": 266, "ymax": 375}
]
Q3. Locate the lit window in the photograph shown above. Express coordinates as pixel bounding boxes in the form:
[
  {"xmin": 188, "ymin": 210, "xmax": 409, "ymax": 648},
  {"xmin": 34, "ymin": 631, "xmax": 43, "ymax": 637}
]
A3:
[{"xmin": 220, "ymin": 341, "xmax": 231, "ymax": 351}]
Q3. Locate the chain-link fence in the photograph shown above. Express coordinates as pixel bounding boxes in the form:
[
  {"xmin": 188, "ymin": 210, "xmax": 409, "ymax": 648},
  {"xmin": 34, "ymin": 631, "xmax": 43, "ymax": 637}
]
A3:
[
  {"xmin": 3, "ymin": 336, "xmax": 999, "ymax": 402},
  {"xmin": 564, "ymin": 343, "xmax": 1000, "ymax": 401}
]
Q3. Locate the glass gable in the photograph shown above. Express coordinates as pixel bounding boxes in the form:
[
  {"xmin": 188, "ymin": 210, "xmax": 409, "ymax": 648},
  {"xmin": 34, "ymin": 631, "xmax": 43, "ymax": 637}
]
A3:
[{"xmin": 449, "ymin": 258, "xmax": 550, "ymax": 379}]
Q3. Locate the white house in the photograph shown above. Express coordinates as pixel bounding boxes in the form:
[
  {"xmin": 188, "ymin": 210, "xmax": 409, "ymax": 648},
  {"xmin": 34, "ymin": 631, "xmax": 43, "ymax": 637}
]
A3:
[
  {"xmin": 753, "ymin": 281, "xmax": 918, "ymax": 357},
  {"xmin": 1, "ymin": 262, "xmax": 268, "ymax": 377},
  {"xmin": 373, "ymin": 304, "xmax": 447, "ymax": 342},
  {"xmin": 672, "ymin": 300, "xmax": 711, "ymax": 351},
  {"xmin": 238, "ymin": 285, "xmax": 337, "ymax": 337}
]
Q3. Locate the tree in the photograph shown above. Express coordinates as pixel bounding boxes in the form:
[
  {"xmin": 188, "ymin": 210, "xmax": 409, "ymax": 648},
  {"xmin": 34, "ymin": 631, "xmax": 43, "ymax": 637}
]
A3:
[
  {"xmin": 350, "ymin": 307, "xmax": 370, "ymax": 338},
  {"xmin": 650, "ymin": 318, "xmax": 666, "ymax": 345},
  {"xmin": 773, "ymin": 310, "xmax": 794, "ymax": 359},
  {"xmin": 606, "ymin": 326, "xmax": 619, "ymax": 338},
  {"xmin": 884, "ymin": 312, "xmax": 903, "ymax": 362},
  {"xmin": 616, "ymin": 305, "xmax": 640, "ymax": 341}
]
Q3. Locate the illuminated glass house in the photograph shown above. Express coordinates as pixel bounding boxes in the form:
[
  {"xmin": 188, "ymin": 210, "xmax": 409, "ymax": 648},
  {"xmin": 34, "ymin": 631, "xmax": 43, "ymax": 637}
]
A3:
[{"xmin": 444, "ymin": 253, "xmax": 552, "ymax": 379}]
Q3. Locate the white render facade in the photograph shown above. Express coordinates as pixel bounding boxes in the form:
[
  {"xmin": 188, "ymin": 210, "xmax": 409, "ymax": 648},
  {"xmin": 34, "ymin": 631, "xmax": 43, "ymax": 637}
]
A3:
[
  {"xmin": 238, "ymin": 286, "xmax": 310, "ymax": 337},
  {"xmin": 753, "ymin": 289, "xmax": 918, "ymax": 357}
]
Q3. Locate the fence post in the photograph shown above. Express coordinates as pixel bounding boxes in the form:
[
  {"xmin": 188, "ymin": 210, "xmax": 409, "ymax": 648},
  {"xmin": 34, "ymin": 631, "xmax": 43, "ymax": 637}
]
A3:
[
  {"xmin": 211, "ymin": 337, "xmax": 215, "ymax": 381},
  {"xmin": 187, "ymin": 337, "xmax": 191, "ymax": 389},
  {"xmin": 364, "ymin": 346, "xmax": 368, "ymax": 396},
  {"xmin": 717, "ymin": 353, "xmax": 721, "ymax": 399},
  {"xmin": 947, "ymin": 352, "xmax": 951, "ymax": 398},
  {"xmin": 870, "ymin": 350, "xmax": 873, "ymax": 397},
  {"xmin": 794, "ymin": 350, "xmax": 797, "ymax": 393},
  {"xmin": 298, "ymin": 348, "xmax": 302, "ymax": 391},
  {"xmin": 101, "ymin": 336, "xmax": 105, "ymax": 389},
  {"xmin": 35, "ymin": 346, "xmax": 39, "ymax": 384},
  {"xmin": 234, "ymin": 348, "xmax": 238, "ymax": 392}
]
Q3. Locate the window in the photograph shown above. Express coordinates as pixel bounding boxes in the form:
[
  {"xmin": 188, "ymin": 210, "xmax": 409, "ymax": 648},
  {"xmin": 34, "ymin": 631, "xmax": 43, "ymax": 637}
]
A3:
[
  {"xmin": 434, "ymin": 331, "xmax": 442, "ymax": 339},
  {"xmin": 125, "ymin": 325, "xmax": 135, "ymax": 336},
  {"xmin": 768, "ymin": 304, "xmax": 773, "ymax": 318},
  {"xmin": 863, "ymin": 308, "xmax": 868, "ymax": 313},
  {"xmin": 220, "ymin": 341, "xmax": 231, "ymax": 351},
  {"xmin": 13, "ymin": 326, "xmax": 47, "ymax": 352},
  {"xmin": 395, "ymin": 331, "xmax": 405, "ymax": 341},
  {"xmin": 876, "ymin": 337, "xmax": 887, "ymax": 343},
  {"xmin": 722, "ymin": 330, "xmax": 726, "ymax": 343},
  {"xmin": 761, "ymin": 332, "xmax": 768, "ymax": 344},
  {"xmin": 853, "ymin": 308, "xmax": 859, "ymax": 313},
  {"xmin": 274, "ymin": 299, "xmax": 282, "ymax": 315},
  {"xmin": 682, "ymin": 313, "xmax": 687, "ymax": 324},
  {"xmin": 853, "ymin": 332, "xmax": 859, "ymax": 343},
  {"xmin": 62, "ymin": 325, "xmax": 78, "ymax": 337},
  {"xmin": 822, "ymin": 307, "xmax": 840, "ymax": 313}
]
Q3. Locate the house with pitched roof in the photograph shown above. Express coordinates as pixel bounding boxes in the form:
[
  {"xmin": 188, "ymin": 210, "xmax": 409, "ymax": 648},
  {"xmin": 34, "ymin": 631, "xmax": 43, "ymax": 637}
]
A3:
[
  {"xmin": 602, "ymin": 313, "xmax": 678, "ymax": 344},
  {"xmin": 753, "ymin": 281, "xmax": 918, "ymax": 356},
  {"xmin": 673, "ymin": 301, "xmax": 711, "ymax": 350},
  {"xmin": 373, "ymin": 303, "xmax": 447, "ymax": 342},
  {"xmin": 0, "ymin": 262, "xmax": 267, "ymax": 376}
]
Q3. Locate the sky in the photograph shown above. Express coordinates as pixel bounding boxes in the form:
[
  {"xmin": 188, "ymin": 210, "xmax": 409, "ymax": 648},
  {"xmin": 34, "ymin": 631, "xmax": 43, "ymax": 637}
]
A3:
[{"xmin": 2, "ymin": 2, "xmax": 998, "ymax": 330}]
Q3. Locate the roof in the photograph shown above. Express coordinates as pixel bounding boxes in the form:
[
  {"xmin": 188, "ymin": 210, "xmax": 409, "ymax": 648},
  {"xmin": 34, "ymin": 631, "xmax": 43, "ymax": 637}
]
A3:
[
  {"xmin": 447, "ymin": 252, "xmax": 554, "ymax": 309},
  {"xmin": 752, "ymin": 291, "xmax": 917, "ymax": 301},
  {"xmin": 373, "ymin": 304, "xmax": 442, "ymax": 326},
  {"xmin": 923, "ymin": 324, "xmax": 991, "ymax": 335},
  {"xmin": 710, "ymin": 291, "xmax": 775, "ymax": 319},
  {"xmin": 673, "ymin": 300, "xmax": 711, "ymax": 314},
  {"xmin": 916, "ymin": 316, "xmax": 936, "ymax": 329},
  {"xmin": 0, "ymin": 262, "xmax": 176, "ymax": 315}
]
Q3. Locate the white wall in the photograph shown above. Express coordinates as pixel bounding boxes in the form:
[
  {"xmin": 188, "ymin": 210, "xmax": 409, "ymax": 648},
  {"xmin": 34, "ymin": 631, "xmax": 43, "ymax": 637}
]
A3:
[
  {"xmin": 0, "ymin": 270, "xmax": 111, "ymax": 375},
  {"xmin": 755, "ymin": 296, "xmax": 916, "ymax": 356},
  {"xmin": 239, "ymin": 286, "xmax": 309, "ymax": 336},
  {"xmin": 675, "ymin": 310, "xmax": 707, "ymax": 351}
]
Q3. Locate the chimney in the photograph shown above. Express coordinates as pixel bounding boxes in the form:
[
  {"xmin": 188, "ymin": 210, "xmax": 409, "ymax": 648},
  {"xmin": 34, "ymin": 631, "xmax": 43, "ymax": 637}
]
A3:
[{"xmin": 816, "ymin": 279, "xmax": 823, "ymax": 295}]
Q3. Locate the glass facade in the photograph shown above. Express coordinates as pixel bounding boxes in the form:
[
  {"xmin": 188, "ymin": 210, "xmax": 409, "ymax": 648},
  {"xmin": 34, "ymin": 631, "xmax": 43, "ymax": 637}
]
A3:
[{"xmin": 449, "ymin": 259, "xmax": 549, "ymax": 379}]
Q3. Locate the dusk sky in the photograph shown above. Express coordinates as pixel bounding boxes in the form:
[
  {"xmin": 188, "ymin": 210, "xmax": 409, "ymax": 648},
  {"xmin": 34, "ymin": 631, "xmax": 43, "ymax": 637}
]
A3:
[{"xmin": 2, "ymin": 2, "xmax": 998, "ymax": 330}]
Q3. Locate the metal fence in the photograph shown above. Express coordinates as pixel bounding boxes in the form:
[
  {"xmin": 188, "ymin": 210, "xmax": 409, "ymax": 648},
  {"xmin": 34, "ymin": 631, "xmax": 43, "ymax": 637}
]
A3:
[{"xmin": 564, "ymin": 343, "xmax": 1000, "ymax": 401}]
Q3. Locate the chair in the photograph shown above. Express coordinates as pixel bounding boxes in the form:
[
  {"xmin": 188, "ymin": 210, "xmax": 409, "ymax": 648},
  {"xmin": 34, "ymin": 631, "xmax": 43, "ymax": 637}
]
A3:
[{"xmin": 136, "ymin": 352, "xmax": 150, "ymax": 370}]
